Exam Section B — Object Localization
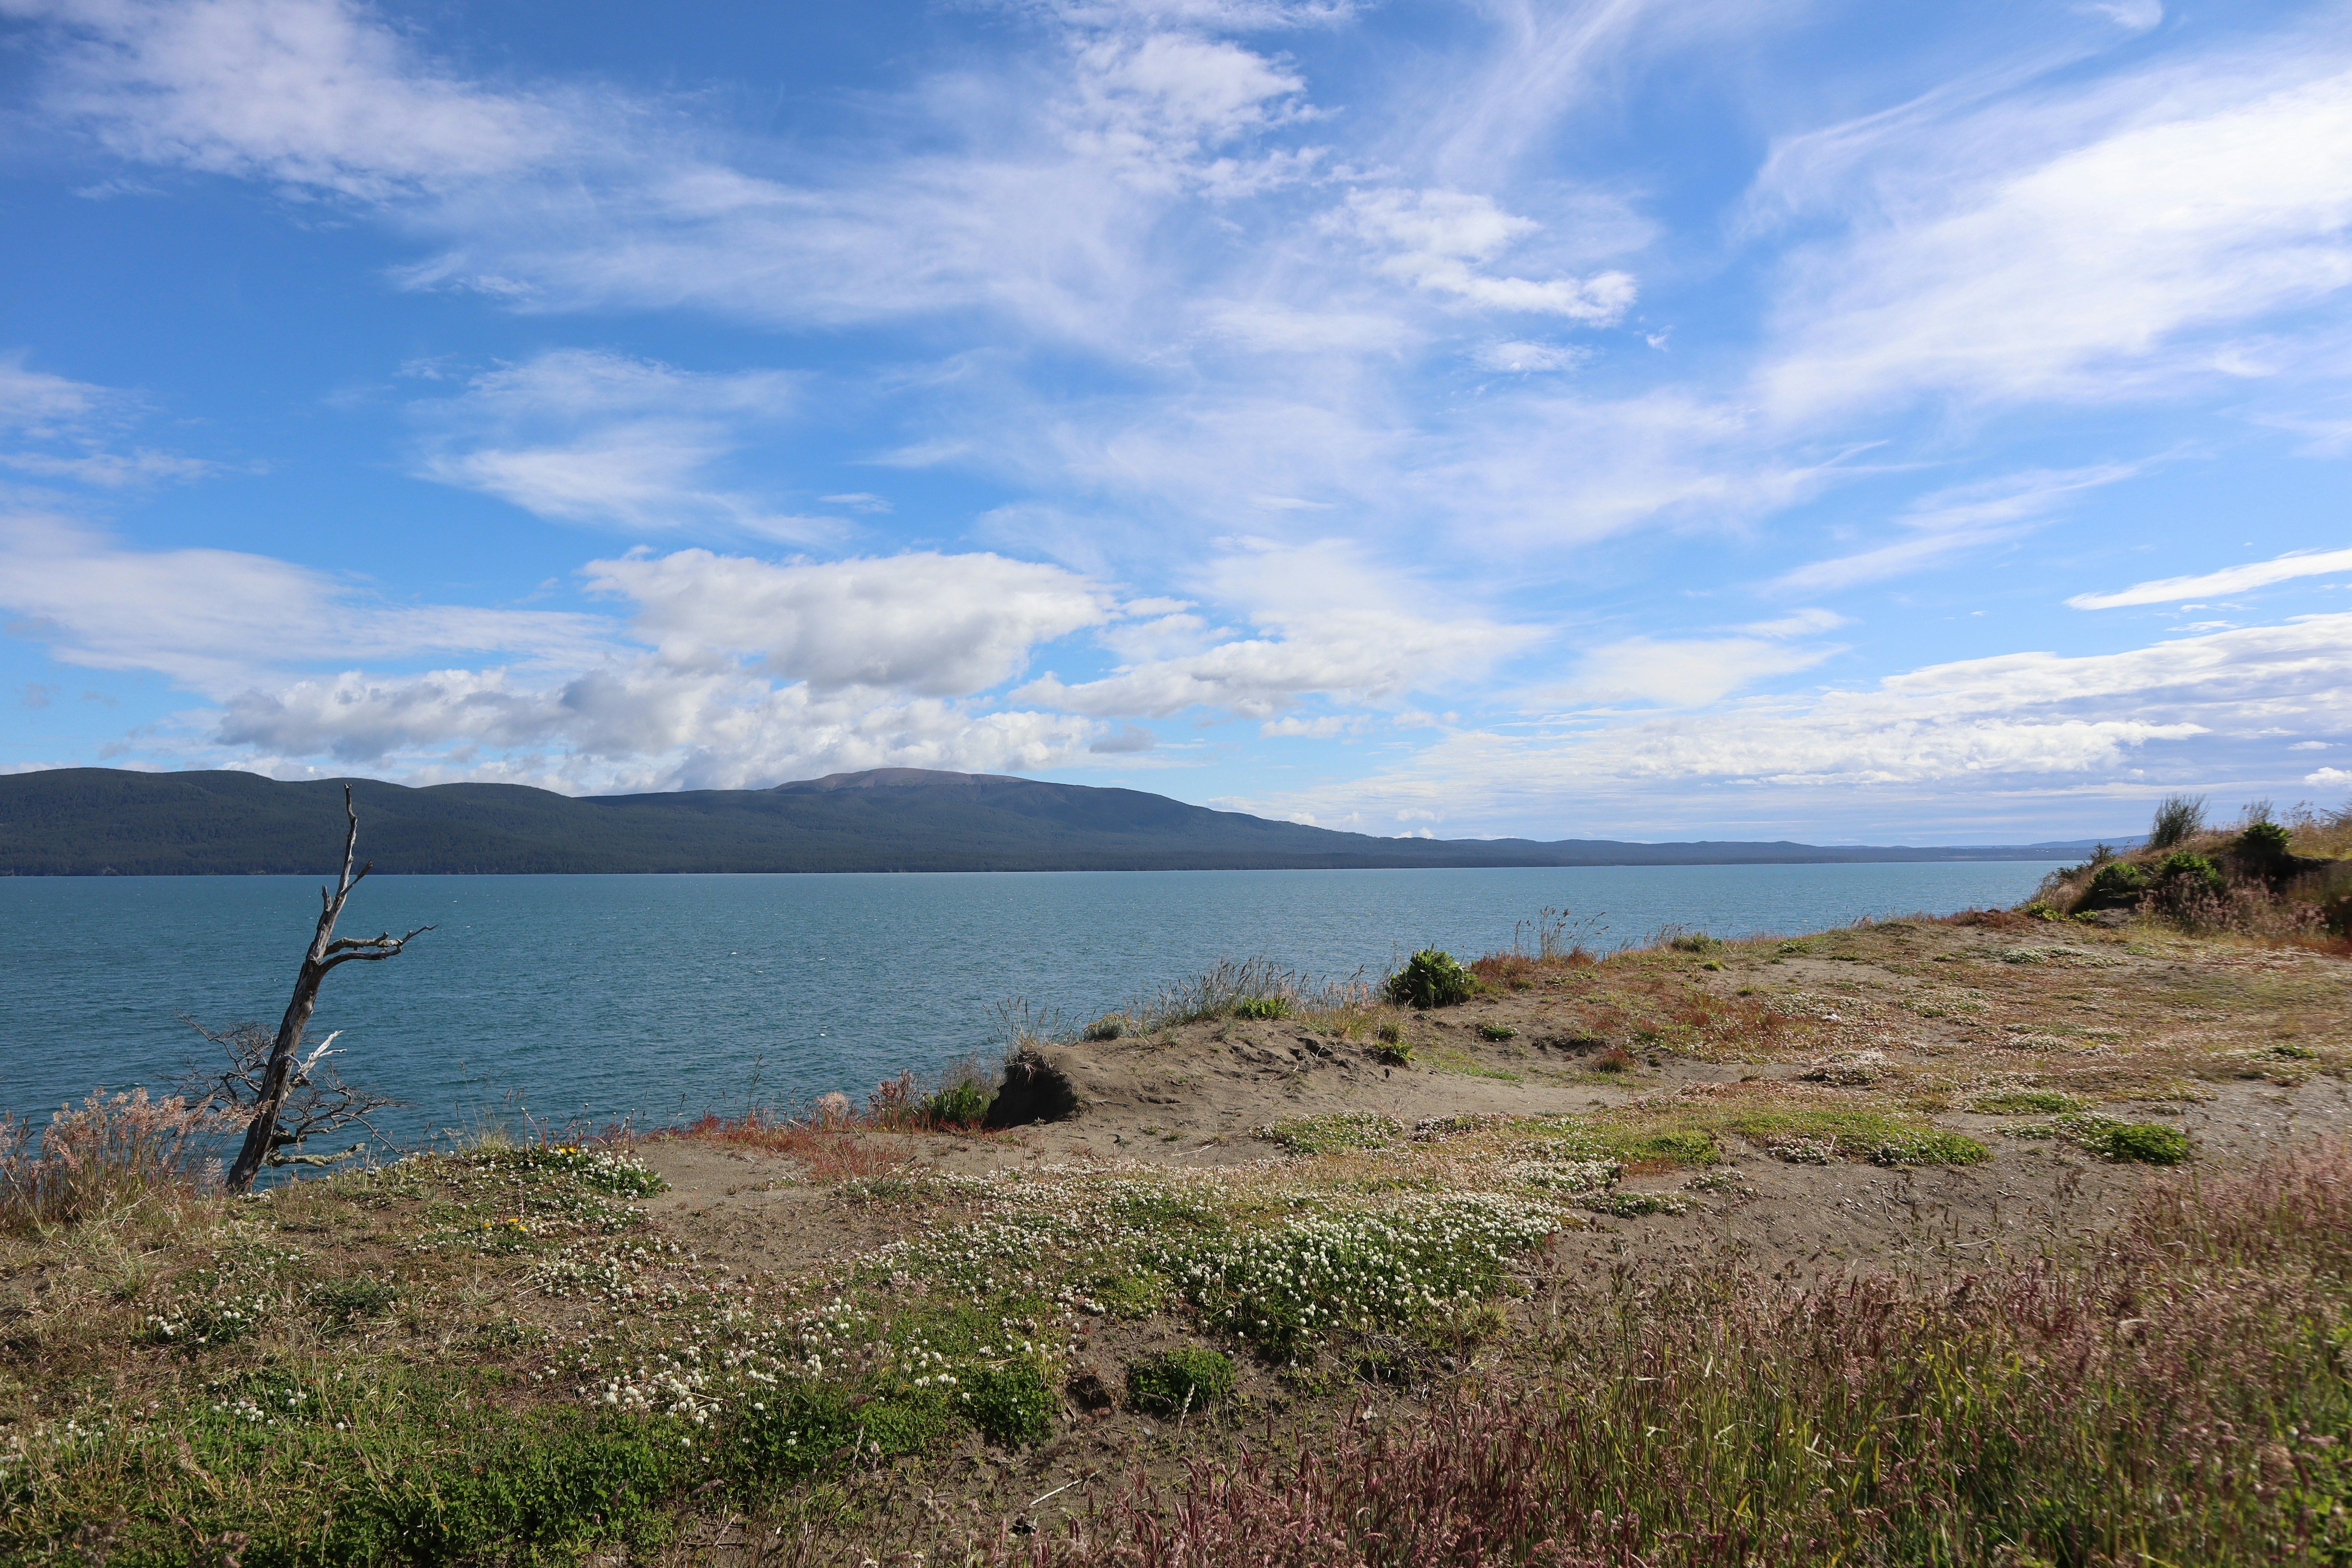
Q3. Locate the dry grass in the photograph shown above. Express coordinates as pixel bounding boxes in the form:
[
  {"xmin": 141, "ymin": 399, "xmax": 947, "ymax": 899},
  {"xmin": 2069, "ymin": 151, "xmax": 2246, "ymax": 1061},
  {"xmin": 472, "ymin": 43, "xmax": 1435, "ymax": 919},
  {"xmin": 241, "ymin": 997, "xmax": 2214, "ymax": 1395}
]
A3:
[{"xmin": 0, "ymin": 1089, "xmax": 235, "ymax": 1232}]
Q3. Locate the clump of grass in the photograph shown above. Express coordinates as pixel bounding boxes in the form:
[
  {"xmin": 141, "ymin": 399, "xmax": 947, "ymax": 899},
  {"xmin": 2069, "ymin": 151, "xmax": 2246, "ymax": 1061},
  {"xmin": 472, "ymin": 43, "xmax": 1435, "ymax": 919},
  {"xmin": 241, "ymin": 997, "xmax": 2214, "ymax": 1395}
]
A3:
[
  {"xmin": 1667, "ymin": 932, "xmax": 1722, "ymax": 955},
  {"xmin": 1589, "ymin": 1046, "xmax": 1634, "ymax": 1074},
  {"xmin": 1122, "ymin": 958, "xmax": 1370, "ymax": 1034},
  {"xmin": 2148, "ymin": 791, "xmax": 2208, "ymax": 850},
  {"xmin": 1083, "ymin": 1015, "xmax": 1128, "ymax": 1041},
  {"xmin": 1232, "ymin": 995, "xmax": 1292, "ymax": 1021},
  {"xmin": 1258, "ymin": 1113, "xmax": 1404, "ymax": 1156},
  {"xmin": 1476, "ymin": 1023, "xmax": 1517, "ymax": 1042},
  {"xmin": 1127, "ymin": 1348, "xmax": 1235, "ymax": 1417},
  {"xmin": 1968, "ymin": 1088, "xmax": 2084, "ymax": 1115},
  {"xmin": 1387, "ymin": 950, "xmax": 1475, "ymax": 1009}
]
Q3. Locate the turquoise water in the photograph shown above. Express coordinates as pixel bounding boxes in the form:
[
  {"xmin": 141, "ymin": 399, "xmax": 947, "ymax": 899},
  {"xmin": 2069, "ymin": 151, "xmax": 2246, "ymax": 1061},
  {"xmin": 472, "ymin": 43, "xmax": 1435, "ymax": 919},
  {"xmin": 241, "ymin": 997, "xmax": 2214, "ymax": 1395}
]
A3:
[{"xmin": 0, "ymin": 862, "xmax": 2051, "ymax": 1140}]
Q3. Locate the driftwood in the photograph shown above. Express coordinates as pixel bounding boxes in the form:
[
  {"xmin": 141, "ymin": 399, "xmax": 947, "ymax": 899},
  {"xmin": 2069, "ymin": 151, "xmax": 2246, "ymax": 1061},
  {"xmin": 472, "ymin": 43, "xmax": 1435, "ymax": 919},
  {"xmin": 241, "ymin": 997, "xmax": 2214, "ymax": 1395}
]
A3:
[{"xmin": 223, "ymin": 786, "xmax": 430, "ymax": 1193}]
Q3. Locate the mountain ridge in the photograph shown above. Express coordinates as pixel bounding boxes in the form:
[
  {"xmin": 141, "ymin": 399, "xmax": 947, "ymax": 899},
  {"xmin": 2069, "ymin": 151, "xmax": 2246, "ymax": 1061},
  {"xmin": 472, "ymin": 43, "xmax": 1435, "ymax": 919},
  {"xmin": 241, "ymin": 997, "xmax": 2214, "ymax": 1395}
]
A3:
[{"xmin": 0, "ymin": 767, "xmax": 2110, "ymax": 875}]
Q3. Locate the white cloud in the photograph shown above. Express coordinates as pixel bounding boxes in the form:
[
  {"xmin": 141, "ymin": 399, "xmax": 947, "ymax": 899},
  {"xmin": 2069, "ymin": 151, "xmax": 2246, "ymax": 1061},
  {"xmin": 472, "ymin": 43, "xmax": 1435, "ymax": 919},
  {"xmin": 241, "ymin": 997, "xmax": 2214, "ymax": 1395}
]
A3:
[
  {"xmin": 2067, "ymin": 543, "xmax": 2352, "ymax": 609},
  {"xmin": 1338, "ymin": 189, "xmax": 1636, "ymax": 321},
  {"xmin": 215, "ymin": 663, "xmax": 1099, "ymax": 788},
  {"xmin": 0, "ymin": 512, "xmax": 613, "ymax": 695},
  {"xmin": 2307, "ymin": 767, "xmax": 2352, "ymax": 788},
  {"xmin": 412, "ymin": 350, "xmax": 810, "ymax": 536},
  {"xmin": 1473, "ymin": 340, "xmax": 1588, "ymax": 373},
  {"xmin": 11, "ymin": 0, "xmax": 565, "ymax": 198},
  {"xmin": 1776, "ymin": 463, "xmax": 2144, "ymax": 593},
  {"xmin": 584, "ymin": 548, "xmax": 1115, "ymax": 696},
  {"xmin": 1015, "ymin": 539, "xmax": 1537, "ymax": 717},
  {"xmin": 1539, "ymin": 634, "xmax": 1840, "ymax": 709},
  {"xmin": 1059, "ymin": 29, "xmax": 1316, "ymax": 195},
  {"xmin": 0, "ymin": 352, "xmax": 114, "ymax": 434},
  {"xmin": 1760, "ymin": 48, "xmax": 2352, "ymax": 419}
]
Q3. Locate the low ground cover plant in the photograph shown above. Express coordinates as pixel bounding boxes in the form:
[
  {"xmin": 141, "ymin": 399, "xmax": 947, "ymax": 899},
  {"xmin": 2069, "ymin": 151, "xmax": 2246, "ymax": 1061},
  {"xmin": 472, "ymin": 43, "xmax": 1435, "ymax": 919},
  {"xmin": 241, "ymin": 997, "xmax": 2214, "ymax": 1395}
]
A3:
[{"xmin": 1126, "ymin": 1347, "xmax": 1235, "ymax": 1417}]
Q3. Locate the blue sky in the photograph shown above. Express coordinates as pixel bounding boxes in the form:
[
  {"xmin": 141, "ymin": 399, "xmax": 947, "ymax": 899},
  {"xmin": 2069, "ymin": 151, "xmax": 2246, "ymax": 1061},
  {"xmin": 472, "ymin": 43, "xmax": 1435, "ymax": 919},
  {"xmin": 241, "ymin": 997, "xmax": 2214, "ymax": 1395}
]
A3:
[{"xmin": 2, "ymin": 0, "xmax": 2349, "ymax": 843}]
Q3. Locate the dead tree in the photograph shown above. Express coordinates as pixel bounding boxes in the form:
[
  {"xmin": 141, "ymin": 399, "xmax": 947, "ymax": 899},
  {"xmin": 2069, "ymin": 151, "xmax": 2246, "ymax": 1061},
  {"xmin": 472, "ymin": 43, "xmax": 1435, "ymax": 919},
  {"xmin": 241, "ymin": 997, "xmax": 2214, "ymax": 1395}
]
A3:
[
  {"xmin": 224, "ymin": 786, "xmax": 431, "ymax": 1193},
  {"xmin": 180, "ymin": 1018, "xmax": 405, "ymax": 1169}
]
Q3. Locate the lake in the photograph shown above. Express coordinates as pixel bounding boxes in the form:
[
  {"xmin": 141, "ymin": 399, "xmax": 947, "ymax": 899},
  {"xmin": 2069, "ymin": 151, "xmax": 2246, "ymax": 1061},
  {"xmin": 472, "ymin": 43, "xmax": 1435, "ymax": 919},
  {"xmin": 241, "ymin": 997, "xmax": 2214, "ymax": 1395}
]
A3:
[{"xmin": 0, "ymin": 861, "xmax": 2053, "ymax": 1142}]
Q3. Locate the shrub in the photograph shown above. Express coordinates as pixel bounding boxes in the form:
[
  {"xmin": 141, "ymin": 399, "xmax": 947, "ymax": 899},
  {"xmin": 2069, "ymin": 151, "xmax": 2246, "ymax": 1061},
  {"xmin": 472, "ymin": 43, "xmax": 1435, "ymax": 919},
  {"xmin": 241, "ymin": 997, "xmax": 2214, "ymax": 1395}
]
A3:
[
  {"xmin": 925, "ymin": 1078, "xmax": 993, "ymax": 1129},
  {"xmin": 1128, "ymin": 1348, "xmax": 1236, "ymax": 1417},
  {"xmin": 2236, "ymin": 819, "xmax": 2296, "ymax": 882},
  {"xmin": 2147, "ymin": 792, "xmax": 2207, "ymax": 850},
  {"xmin": 1083, "ymin": 1015, "xmax": 1128, "ymax": 1041},
  {"xmin": 2079, "ymin": 860, "xmax": 2151, "ymax": 911},
  {"xmin": 2153, "ymin": 850, "xmax": 2228, "ymax": 915},
  {"xmin": 1233, "ymin": 996, "xmax": 1292, "ymax": 1020},
  {"xmin": 1387, "ymin": 950, "xmax": 1474, "ymax": 1009}
]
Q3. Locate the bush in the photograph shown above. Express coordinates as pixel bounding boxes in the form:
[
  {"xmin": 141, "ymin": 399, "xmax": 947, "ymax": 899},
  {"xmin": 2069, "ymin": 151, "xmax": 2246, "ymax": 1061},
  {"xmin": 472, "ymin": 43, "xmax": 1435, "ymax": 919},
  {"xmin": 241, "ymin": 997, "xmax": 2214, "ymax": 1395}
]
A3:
[
  {"xmin": 2154, "ymin": 850, "xmax": 2227, "ymax": 910},
  {"xmin": 1127, "ymin": 1347, "xmax": 1236, "ymax": 1417},
  {"xmin": 2079, "ymin": 860, "xmax": 2151, "ymax": 911},
  {"xmin": 2148, "ymin": 792, "xmax": 2207, "ymax": 850},
  {"xmin": 925, "ymin": 1078, "xmax": 993, "ymax": 1129},
  {"xmin": 1387, "ymin": 950, "xmax": 1474, "ymax": 1009},
  {"xmin": 2236, "ymin": 820, "xmax": 2296, "ymax": 882},
  {"xmin": 1233, "ymin": 996, "xmax": 1292, "ymax": 1020}
]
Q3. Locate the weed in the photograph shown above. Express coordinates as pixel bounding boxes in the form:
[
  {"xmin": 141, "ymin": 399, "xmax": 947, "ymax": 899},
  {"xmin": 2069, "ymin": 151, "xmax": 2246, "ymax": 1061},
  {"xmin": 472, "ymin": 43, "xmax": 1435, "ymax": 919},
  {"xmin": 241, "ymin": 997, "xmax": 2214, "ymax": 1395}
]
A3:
[
  {"xmin": 1084, "ymin": 1015, "xmax": 1128, "ymax": 1041},
  {"xmin": 1476, "ymin": 1023, "xmax": 1518, "ymax": 1042},
  {"xmin": 1128, "ymin": 1348, "xmax": 1237, "ymax": 1417},
  {"xmin": 1590, "ymin": 1047, "xmax": 1634, "ymax": 1074},
  {"xmin": 1668, "ymin": 933, "xmax": 1722, "ymax": 954},
  {"xmin": 1233, "ymin": 996, "xmax": 1292, "ymax": 1021},
  {"xmin": 925, "ymin": 1079, "xmax": 993, "ymax": 1129}
]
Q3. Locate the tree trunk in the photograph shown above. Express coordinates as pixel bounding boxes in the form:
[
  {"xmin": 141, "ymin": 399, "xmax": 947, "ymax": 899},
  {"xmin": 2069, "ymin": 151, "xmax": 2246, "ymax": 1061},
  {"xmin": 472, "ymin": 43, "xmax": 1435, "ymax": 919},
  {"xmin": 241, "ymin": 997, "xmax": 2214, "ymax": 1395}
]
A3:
[{"xmin": 224, "ymin": 786, "xmax": 428, "ymax": 1194}]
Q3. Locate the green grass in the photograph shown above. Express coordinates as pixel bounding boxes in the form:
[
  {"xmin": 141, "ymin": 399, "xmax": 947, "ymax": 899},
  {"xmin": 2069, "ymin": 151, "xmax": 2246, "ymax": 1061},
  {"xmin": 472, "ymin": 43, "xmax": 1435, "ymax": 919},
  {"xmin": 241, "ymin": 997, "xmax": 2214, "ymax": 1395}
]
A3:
[
  {"xmin": 1127, "ymin": 1348, "xmax": 1236, "ymax": 1417},
  {"xmin": 1969, "ymin": 1088, "xmax": 2085, "ymax": 1115}
]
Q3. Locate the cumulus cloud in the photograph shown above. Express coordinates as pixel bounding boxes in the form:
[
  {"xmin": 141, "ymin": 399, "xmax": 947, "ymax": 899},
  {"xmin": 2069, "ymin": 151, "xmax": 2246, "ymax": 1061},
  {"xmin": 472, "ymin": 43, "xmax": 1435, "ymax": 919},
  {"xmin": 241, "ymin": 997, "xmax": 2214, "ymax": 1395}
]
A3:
[
  {"xmin": 584, "ymin": 548, "xmax": 1116, "ymax": 696},
  {"xmin": 215, "ymin": 663, "xmax": 1099, "ymax": 788},
  {"xmin": 2067, "ymin": 543, "xmax": 2352, "ymax": 609},
  {"xmin": 1016, "ymin": 540, "xmax": 1537, "ymax": 717},
  {"xmin": 1226, "ymin": 612, "xmax": 2352, "ymax": 834}
]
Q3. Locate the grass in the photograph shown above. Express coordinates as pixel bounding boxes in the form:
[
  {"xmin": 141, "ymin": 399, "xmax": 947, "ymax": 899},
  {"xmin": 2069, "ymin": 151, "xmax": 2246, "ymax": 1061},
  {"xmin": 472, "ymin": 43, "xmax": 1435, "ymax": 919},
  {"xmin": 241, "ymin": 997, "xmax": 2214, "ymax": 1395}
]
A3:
[
  {"xmin": 1023, "ymin": 1144, "xmax": 2352, "ymax": 1568},
  {"xmin": 6, "ymin": 902, "xmax": 2349, "ymax": 1563}
]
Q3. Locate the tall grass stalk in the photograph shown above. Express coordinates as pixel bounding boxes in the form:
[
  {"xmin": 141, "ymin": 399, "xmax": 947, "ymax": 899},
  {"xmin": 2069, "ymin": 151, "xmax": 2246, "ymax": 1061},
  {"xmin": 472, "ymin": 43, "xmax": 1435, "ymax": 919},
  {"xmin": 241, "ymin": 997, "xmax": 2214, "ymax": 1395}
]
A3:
[
  {"xmin": 0, "ymin": 1089, "xmax": 234, "ymax": 1231},
  {"xmin": 1011, "ymin": 1142, "xmax": 2352, "ymax": 1567}
]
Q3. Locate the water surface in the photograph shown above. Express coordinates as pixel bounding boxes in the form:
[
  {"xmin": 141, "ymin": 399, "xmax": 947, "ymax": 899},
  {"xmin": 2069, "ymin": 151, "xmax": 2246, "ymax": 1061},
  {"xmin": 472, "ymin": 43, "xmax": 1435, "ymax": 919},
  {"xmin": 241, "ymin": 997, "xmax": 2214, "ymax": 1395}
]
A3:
[{"xmin": 0, "ymin": 862, "xmax": 2051, "ymax": 1140}]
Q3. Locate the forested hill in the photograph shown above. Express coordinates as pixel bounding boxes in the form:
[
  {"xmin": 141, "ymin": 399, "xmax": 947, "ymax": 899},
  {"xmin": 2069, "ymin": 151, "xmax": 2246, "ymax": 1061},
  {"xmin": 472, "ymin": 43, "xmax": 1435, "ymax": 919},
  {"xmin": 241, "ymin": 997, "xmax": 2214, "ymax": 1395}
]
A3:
[{"xmin": 0, "ymin": 767, "xmax": 2101, "ymax": 875}]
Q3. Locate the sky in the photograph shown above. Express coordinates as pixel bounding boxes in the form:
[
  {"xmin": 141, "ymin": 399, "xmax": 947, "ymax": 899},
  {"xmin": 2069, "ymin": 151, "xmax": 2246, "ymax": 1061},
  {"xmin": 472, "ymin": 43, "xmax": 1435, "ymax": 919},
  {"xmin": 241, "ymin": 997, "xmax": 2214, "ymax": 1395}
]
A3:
[{"xmin": 2, "ymin": 0, "xmax": 2350, "ymax": 844}]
